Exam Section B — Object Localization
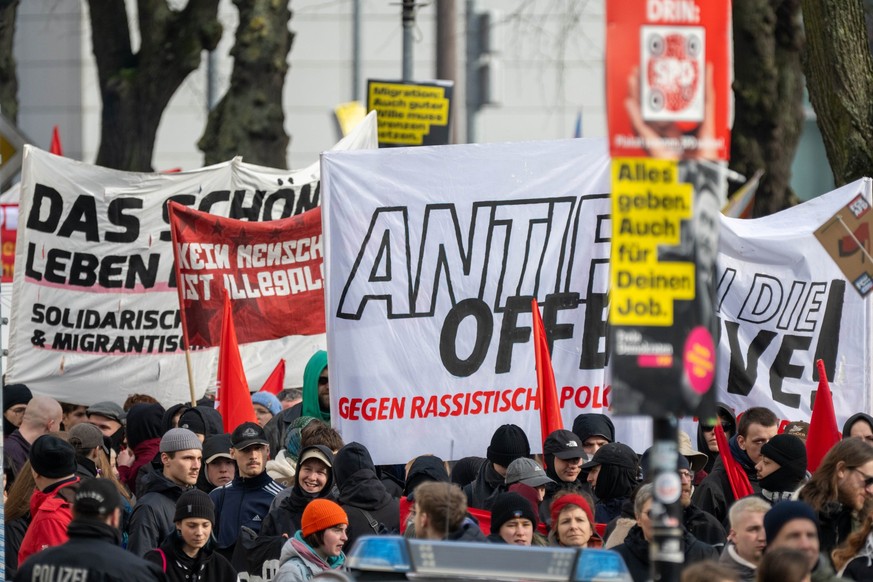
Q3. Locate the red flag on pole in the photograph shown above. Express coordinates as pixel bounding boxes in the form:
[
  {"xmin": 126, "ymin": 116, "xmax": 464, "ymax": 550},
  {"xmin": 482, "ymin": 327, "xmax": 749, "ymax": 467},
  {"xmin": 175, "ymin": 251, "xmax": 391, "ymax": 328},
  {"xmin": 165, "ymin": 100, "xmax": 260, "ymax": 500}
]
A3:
[
  {"xmin": 259, "ymin": 359, "xmax": 286, "ymax": 395},
  {"xmin": 217, "ymin": 292, "xmax": 257, "ymax": 432},
  {"xmin": 715, "ymin": 422, "xmax": 754, "ymax": 499},
  {"xmin": 50, "ymin": 126, "xmax": 63, "ymax": 156},
  {"xmin": 532, "ymin": 298, "xmax": 564, "ymax": 452},
  {"xmin": 806, "ymin": 359, "xmax": 841, "ymax": 472}
]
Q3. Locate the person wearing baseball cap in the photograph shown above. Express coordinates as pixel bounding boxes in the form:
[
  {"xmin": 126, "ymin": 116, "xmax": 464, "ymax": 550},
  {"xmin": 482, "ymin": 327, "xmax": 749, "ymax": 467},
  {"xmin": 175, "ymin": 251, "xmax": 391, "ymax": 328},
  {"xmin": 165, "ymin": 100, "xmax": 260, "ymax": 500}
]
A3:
[
  {"xmin": 86, "ymin": 400, "xmax": 127, "ymax": 454},
  {"xmin": 18, "ymin": 434, "xmax": 81, "ymax": 565},
  {"xmin": 276, "ymin": 498, "xmax": 349, "ymax": 580},
  {"xmin": 505, "ymin": 457, "xmax": 554, "ymax": 503},
  {"xmin": 209, "ymin": 422, "xmax": 284, "ymax": 558},
  {"xmin": 144, "ymin": 489, "xmax": 236, "ymax": 581},
  {"xmin": 127, "ymin": 427, "xmax": 203, "ymax": 556},
  {"xmin": 541, "ymin": 430, "xmax": 590, "ymax": 512},
  {"xmin": 582, "ymin": 441, "xmax": 640, "ymax": 523},
  {"xmin": 16, "ymin": 478, "xmax": 165, "ymax": 582},
  {"xmin": 200, "ymin": 433, "xmax": 235, "ymax": 492}
]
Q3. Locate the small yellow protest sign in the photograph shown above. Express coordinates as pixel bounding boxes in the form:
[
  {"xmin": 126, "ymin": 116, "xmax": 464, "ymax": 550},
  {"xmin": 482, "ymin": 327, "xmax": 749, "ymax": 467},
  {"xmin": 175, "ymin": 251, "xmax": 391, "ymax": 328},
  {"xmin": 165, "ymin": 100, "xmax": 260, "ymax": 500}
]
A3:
[
  {"xmin": 610, "ymin": 157, "xmax": 694, "ymax": 326},
  {"xmin": 367, "ymin": 80, "xmax": 453, "ymax": 147}
]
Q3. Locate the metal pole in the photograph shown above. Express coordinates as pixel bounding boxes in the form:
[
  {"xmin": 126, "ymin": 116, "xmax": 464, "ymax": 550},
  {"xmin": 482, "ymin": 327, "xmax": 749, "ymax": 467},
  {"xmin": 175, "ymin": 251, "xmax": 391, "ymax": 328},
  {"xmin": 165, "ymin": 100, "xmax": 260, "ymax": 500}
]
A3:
[
  {"xmin": 464, "ymin": 0, "xmax": 477, "ymax": 143},
  {"xmin": 402, "ymin": 0, "xmax": 415, "ymax": 81},
  {"xmin": 650, "ymin": 416, "xmax": 683, "ymax": 582},
  {"xmin": 206, "ymin": 50, "xmax": 219, "ymax": 111},
  {"xmin": 436, "ymin": 0, "xmax": 457, "ymax": 143},
  {"xmin": 353, "ymin": 0, "xmax": 362, "ymax": 101}
]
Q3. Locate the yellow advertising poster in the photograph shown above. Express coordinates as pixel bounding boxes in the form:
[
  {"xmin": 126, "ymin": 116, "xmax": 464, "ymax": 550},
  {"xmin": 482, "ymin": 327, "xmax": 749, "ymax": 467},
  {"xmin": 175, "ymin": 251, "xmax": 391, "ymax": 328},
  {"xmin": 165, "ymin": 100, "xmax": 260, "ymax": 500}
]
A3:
[
  {"xmin": 610, "ymin": 157, "xmax": 694, "ymax": 326},
  {"xmin": 367, "ymin": 80, "xmax": 453, "ymax": 147}
]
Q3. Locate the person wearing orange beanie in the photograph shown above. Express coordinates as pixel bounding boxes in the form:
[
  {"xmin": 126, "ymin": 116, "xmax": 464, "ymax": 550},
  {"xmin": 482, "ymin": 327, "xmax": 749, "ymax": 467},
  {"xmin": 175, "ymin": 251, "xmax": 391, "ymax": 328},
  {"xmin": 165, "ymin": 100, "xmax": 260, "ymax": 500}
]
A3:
[{"xmin": 275, "ymin": 499, "xmax": 349, "ymax": 581}]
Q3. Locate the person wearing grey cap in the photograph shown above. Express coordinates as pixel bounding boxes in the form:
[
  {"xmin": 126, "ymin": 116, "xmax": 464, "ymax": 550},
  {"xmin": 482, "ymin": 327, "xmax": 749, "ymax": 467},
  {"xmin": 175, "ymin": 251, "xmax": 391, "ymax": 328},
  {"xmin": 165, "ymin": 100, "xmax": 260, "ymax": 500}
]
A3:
[
  {"xmin": 127, "ymin": 428, "xmax": 203, "ymax": 556},
  {"xmin": 15, "ymin": 478, "xmax": 166, "ymax": 582},
  {"xmin": 505, "ymin": 457, "xmax": 554, "ymax": 505},
  {"xmin": 87, "ymin": 401, "xmax": 127, "ymax": 454}
]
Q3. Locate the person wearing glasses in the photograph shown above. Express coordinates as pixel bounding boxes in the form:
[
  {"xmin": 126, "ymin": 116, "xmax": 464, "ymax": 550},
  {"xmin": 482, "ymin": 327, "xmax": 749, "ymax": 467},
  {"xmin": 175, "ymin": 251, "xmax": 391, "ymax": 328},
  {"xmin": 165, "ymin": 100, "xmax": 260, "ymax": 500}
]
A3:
[
  {"xmin": 694, "ymin": 402, "xmax": 737, "ymax": 485},
  {"xmin": 799, "ymin": 437, "xmax": 873, "ymax": 558},
  {"xmin": 264, "ymin": 350, "xmax": 330, "ymax": 458},
  {"xmin": 693, "ymin": 406, "xmax": 778, "ymax": 526}
]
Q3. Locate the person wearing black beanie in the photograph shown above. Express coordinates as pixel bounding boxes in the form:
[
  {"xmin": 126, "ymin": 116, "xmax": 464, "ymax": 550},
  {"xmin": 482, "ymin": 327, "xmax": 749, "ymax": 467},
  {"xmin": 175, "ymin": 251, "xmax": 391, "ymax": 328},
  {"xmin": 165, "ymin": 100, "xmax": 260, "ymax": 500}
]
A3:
[
  {"xmin": 464, "ymin": 424, "xmax": 531, "ymax": 511},
  {"xmin": 756, "ymin": 433, "xmax": 808, "ymax": 505},
  {"xmin": 487, "ymin": 492, "xmax": 538, "ymax": 546},
  {"xmin": 117, "ymin": 402, "xmax": 166, "ymax": 497},
  {"xmin": 144, "ymin": 489, "xmax": 236, "ymax": 582},
  {"xmin": 3, "ymin": 383, "xmax": 32, "ymax": 438}
]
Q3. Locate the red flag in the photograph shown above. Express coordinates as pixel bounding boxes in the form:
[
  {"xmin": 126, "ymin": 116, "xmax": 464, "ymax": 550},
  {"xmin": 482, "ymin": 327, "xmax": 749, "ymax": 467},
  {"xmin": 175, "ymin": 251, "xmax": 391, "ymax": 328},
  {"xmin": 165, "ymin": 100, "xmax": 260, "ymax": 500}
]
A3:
[
  {"xmin": 217, "ymin": 292, "xmax": 257, "ymax": 432},
  {"xmin": 532, "ymin": 298, "xmax": 564, "ymax": 452},
  {"xmin": 806, "ymin": 359, "xmax": 841, "ymax": 472},
  {"xmin": 715, "ymin": 422, "xmax": 754, "ymax": 499},
  {"xmin": 50, "ymin": 126, "xmax": 63, "ymax": 156},
  {"xmin": 258, "ymin": 359, "xmax": 286, "ymax": 395}
]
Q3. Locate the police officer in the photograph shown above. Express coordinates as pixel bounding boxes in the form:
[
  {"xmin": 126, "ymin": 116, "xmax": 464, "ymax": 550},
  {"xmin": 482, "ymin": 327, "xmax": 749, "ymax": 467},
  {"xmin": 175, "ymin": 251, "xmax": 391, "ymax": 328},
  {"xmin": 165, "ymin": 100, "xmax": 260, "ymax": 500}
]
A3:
[{"xmin": 15, "ymin": 478, "xmax": 166, "ymax": 582}]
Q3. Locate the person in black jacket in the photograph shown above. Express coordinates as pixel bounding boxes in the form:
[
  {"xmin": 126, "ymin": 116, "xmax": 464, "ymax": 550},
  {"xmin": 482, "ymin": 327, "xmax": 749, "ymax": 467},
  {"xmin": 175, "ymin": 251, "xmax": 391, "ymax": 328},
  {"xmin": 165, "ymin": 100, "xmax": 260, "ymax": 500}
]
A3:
[
  {"xmin": 333, "ymin": 442, "xmax": 400, "ymax": 550},
  {"xmin": 144, "ymin": 489, "xmax": 236, "ymax": 582},
  {"xmin": 261, "ymin": 444, "xmax": 337, "ymax": 537},
  {"xmin": 15, "ymin": 478, "xmax": 166, "ymax": 582},
  {"xmin": 613, "ymin": 483, "xmax": 718, "ymax": 582},
  {"xmin": 463, "ymin": 424, "xmax": 531, "ymax": 511}
]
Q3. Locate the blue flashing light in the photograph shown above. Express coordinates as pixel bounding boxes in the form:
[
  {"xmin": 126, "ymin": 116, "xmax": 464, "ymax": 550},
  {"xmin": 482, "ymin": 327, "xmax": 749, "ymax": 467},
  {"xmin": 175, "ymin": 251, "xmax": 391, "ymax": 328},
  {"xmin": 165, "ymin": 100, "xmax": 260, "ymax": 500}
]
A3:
[
  {"xmin": 573, "ymin": 548, "xmax": 633, "ymax": 582},
  {"xmin": 346, "ymin": 535, "xmax": 412, "ymax": 573}
]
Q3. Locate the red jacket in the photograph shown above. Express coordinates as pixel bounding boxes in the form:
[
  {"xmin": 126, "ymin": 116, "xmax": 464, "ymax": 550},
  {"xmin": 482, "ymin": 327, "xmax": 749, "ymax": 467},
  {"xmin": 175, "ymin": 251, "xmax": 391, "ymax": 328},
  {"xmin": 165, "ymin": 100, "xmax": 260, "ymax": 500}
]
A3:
[{"xmin": 18, "ymin": 477, "xmax": 80, "ymax": 565}]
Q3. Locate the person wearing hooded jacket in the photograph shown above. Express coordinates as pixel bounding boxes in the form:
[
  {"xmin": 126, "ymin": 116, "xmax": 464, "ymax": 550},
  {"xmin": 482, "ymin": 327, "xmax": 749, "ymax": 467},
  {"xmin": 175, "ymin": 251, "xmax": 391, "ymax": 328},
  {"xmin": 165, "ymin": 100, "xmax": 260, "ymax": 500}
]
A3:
[
  {"xmin": 540, "ymin": 430, "xmax": 590, "ymax": 525},
  {"xmin": 265, "ymin": 351, "xmax": 329, "ymax": 459},
  {"xmin": 333, "ymin": 442, "xmax": 400, "ymax": 549},
  {"xmin": 582, "ymin": 442, "xmax": 639, "ymax": 524},
  {"xmin": 571, "ymin": 413, "xmax": 615, "ymax": 459},
  {"xmin": 694, "ymin": 402, "xmax": 737, "ymax": 485},
  {"xmin": 843, "ymin": 412, "xmax": 873, "ymax": 444},
  {"xmin": 262, "ymin": 445, "xmax": 338, "ymax": 537},
  {"xmin": 15, "ymin": 479, "xmax": 166, "ymax": 582}
]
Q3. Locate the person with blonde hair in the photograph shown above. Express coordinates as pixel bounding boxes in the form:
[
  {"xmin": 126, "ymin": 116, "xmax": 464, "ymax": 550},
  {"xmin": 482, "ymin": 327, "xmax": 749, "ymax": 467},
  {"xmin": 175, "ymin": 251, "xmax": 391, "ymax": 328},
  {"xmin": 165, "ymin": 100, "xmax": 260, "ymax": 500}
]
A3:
[{"xmin": 548, "ymin": 491, "xmax": 595, "ymax": 548}]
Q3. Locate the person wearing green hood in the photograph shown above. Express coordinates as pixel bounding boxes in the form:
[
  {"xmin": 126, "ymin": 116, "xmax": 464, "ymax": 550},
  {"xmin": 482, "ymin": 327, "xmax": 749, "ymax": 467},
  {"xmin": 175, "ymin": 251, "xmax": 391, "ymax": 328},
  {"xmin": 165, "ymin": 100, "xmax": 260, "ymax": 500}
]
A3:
[
  {"xmin": 301, "ymin": 350, "xmax": 330, "ymax": 422},
  {"xmin": 265, "ymin": 351, "xmax": 330, "ymax": 458}
]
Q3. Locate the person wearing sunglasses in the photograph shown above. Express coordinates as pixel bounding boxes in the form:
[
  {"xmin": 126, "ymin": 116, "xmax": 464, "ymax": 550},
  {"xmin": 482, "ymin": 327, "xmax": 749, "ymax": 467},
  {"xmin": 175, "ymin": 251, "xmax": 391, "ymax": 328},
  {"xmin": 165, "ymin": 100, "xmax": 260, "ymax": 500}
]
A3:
[
  {"xmin": 799, "ymin": 437, "xmax": 873, "ymax": 558},
  {"xmin": 695, "ymin": 402, "xmax": 737, "ymax": 484},
  {"xmin": 693, "ymin": 406, "xmax": 778, "ymax": 526}
]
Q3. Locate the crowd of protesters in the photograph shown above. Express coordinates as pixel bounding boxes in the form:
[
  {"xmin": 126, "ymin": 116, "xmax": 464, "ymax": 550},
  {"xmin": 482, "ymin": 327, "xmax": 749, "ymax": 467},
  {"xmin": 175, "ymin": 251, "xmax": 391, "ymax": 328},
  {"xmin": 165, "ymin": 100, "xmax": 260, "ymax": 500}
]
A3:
[{"xmin": 5, "ymin": 351, "xmax": 873, "ymax": 582}]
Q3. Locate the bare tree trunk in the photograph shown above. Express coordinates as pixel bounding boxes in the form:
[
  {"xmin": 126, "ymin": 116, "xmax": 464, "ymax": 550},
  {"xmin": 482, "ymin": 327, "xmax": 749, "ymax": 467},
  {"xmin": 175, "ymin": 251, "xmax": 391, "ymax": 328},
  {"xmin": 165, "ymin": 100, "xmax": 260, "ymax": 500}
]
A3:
[
  {"xmin": 0, "ymin": 0, "xmax": 19, "ymax": 122},
  {"xmin": 199, "ymin": 0, "xmax": 293, "ymax": 168},
  {"xmin": 730, "ymin": 0, "xmax": 805, "ymax": 216},
  {"xmin": 87, "ymin": 0, "xmax": 221, "ymax": 171},
  {"xmin": 802, "ymin": 0, "xmax": 873, "ymax": 186}
]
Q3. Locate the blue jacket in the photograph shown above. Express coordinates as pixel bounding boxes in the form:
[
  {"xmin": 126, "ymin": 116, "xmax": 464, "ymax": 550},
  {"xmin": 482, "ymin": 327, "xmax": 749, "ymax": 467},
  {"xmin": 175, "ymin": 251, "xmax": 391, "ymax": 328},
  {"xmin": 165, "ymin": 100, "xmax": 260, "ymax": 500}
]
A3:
[{"xmin": 209, "ymin": 470, "xmax": 284, "ymax": 549}]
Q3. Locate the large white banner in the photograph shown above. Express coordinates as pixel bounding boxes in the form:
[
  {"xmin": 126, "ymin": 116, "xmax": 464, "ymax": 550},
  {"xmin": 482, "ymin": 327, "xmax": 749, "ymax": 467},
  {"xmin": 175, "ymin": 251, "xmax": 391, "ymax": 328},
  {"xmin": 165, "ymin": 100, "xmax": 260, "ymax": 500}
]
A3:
[
  {"xmin": 7, "ymin": 114, "xmax": 378, "ymax": 406},
  {"xmin": 323, "ymin": 139, "xmax": 614, "ymax": 464},
  {"xmin": 323, "ymin": 139, "xmax": 873, "ymax": 464}
]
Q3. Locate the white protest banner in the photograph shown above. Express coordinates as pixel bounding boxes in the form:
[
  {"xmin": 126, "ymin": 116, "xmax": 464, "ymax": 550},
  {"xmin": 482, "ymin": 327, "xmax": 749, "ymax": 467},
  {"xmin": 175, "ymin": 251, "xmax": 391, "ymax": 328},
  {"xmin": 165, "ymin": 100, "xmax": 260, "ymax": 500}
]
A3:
[
  {"xmin": 6, "ymin": 113, "xmax": 377, "ymax": 406},
  {"xmin": 713, "ymin": 178, "xmax": 873, "ymax": 430},
  {"xmin": 323, "ymin": 139, "xmax": 614, "ymax": 464},
  {"xmin": 324, "ymin": 136, "xmax": 873, "ymax": 463}
]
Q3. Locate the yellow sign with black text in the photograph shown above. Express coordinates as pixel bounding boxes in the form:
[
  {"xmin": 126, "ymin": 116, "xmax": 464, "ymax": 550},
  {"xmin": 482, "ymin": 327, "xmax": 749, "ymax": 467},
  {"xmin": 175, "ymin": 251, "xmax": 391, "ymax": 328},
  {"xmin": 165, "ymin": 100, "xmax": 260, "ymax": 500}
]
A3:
[
  {"xmin": 367, "ymin": 80, "xmax": 453, "ymax": 147},
  {"xmin": 610, "ymin": 157, "xmax": 694, "ymax": 326}
]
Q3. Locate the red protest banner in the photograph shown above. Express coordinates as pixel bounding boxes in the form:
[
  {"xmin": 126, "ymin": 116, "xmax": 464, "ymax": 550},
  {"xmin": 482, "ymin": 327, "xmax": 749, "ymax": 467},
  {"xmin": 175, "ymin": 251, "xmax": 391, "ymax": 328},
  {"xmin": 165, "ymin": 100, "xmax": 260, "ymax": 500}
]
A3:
[
  {"xmin": 606, "ymin": 0, "xmax": 732, "ymax": 161},
  {"xmin": 168, "ymin": 201, "xmax": 325, "ymax": 348}
]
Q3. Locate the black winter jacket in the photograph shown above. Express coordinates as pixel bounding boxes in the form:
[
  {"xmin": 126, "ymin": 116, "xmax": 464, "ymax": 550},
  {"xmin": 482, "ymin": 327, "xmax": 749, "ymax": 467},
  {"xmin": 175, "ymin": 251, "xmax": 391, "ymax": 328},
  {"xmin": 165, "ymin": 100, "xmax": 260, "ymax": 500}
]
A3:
[
  {"xmin": 128, "ymin": 468, "xmax": 193, "ymax": 556},
  {"xmin": 14, "ymin": 519, "xmax": 166, "ymax": 582},
  {"xmin": 613, "ymin": 524, "xmax": 717, "ymax": 582},
  {"xmin": 334, "ymin": 443, "xmax": 400, "ymax": 551},
  {"xmin": 144, "ymin": 530, "xmax": 236, "ymax": 582}
]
